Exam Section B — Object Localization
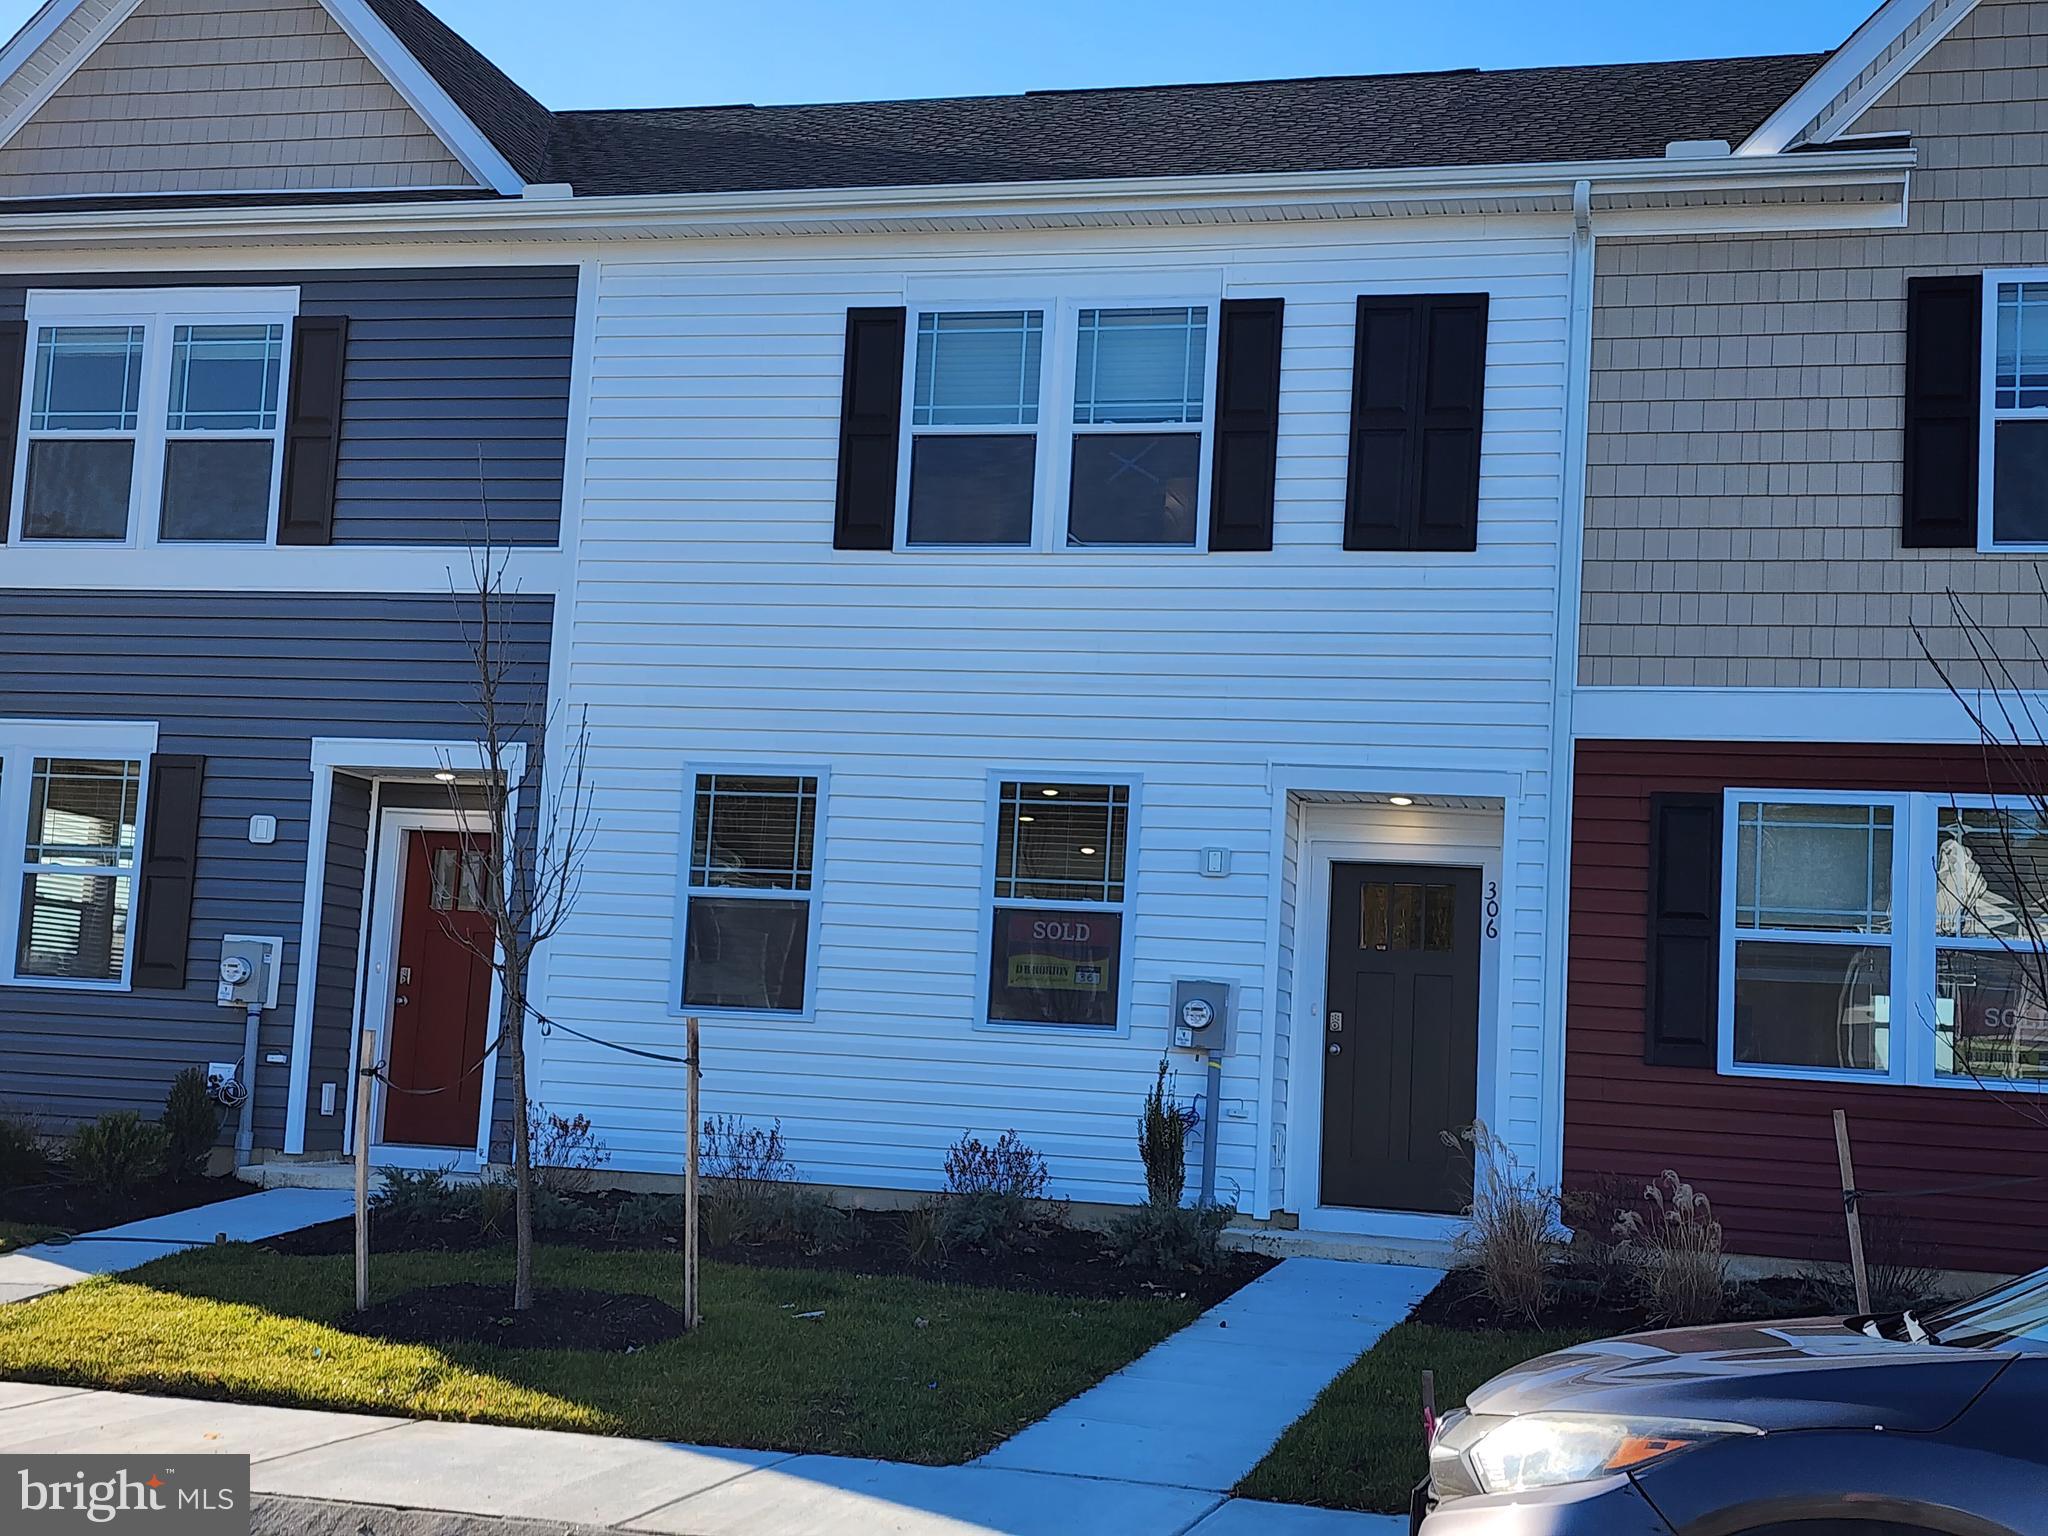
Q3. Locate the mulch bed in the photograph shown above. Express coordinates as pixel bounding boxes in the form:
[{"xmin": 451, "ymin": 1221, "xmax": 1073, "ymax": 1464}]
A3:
[
  {"xmin": 343, "ymin": 1283, "xmax": 691, "ymax": 1351},
  {"xmin": 0, "ymin": 1170, "xmax": 250, "ymax": 1239},
  {"xmin": 1411, "ymin": 1268, "xmax": 1850, "ymax": 1336},
  {"xmin": 268, "ymin": 1198, "xmax": 1276, "ymax": 1309}
]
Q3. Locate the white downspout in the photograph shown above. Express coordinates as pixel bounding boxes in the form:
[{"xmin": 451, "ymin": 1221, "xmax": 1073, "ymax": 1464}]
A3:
[{"xmin": 1537, "ymin": 179, "xmax": 1595, "ymax": 1193}]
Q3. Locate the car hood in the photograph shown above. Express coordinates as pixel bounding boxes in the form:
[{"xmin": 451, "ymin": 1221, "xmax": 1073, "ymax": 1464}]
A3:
[{"xmin": 1464, "ymin": 1317, "xmax": 2008, "ymax": 1432}]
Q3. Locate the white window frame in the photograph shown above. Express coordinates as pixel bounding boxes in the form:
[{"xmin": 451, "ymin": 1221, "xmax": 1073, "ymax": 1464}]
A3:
[
  {"xmin": 1716, "ymin": 787, "xmax": 2048, "ymax": 1093},
  {"xmin": 670, "ymin": 763, "xmax": 828, "ymax": 1023},
  {"xmin": 0, "ymin": 718, "xmax": 159, "ymax": 993},
  {"xmin": 895, "ymin": 277, "xmax": 1223, "ymax": 555},
  {"xmin": 974, "ymin": 769, "xmax": 1140, "ymax": 1037},
  {"xmin": 10, "ymin": 286, "xmax": 300, "ymax": 549},
  {"xmin": 1979, "ymin": 268, "xmax": 2048, "ymax": 553}
]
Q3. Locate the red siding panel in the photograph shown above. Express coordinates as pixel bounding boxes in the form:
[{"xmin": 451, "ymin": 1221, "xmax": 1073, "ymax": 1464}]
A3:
[{"xmin": 1565, "ymin": 740, "xmax": 2048, "ymax": 1276}]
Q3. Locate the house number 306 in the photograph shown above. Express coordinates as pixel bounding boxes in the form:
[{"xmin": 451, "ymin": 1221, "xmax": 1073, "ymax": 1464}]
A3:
[{"xmin": 1484, "ymin": 882, "xmax": 1499, "ymax": 940}]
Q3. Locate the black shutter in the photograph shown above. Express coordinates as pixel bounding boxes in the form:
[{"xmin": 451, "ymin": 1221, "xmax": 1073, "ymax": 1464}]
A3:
[
  {"xmin": 1644, "ymin": 792, "xmax": 1721, "ymax": 1069},
  {"xmin": 134, "ymin": 754, "xmax": 205, "ymax": 991},
  {"xmin": 1902, "ymin": 274, "xmax": 1982, "ymax": 549},
  {"xmin": 0, "ymin": 319, "xmax": 24, "ymax": 546},
  {"xmin": 1344, "ymin": 293, "xmax": 1489, "ymax": 552},
  {"xmin": 1209, "ymin": 297, "xmax": 1284, "ymax": 551},
  {"xmin": 277, "ymin": 316, "xmax": 348, "ymax": 546},
  {"xmin": 834, "ymin": 306, "xmax": 906, "ymax": 550}
]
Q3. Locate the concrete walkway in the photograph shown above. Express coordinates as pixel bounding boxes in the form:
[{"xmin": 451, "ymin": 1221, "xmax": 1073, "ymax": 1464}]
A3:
[
  {"xmin": 979, "ymin": 1257, "xmax": 1440, "ymax": 1491},
  {"xmin": 0, "ymin": 1187, "xmax": 353, "ymax": 1304},
  {"xmin": 0, "ymin": 1382, "xmax": 1410, "ymax": 1535}
]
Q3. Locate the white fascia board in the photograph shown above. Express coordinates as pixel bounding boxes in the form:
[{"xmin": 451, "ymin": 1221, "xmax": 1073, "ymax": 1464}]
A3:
[
  {"xmin": 1736, "ymin": 0, "xmax": 1977, "ymax": 156},
  {"xmin": 0, "ymin": 0, "xmax": 140, "ymax": 156},
  {"xmin": 0, "ymin": 147, "xmax": 1919, "ymax": 249},
  {"xmin": 1573, "ymin": 686, "xmax": 2020, "ymax": 745},
  {"xmin": 1802, "ymin": 0, "xmax": 1980, "ymax": 146},
  {"xmin": 318, "ymin": 0, "xmax": 526, "ymax": 196}
]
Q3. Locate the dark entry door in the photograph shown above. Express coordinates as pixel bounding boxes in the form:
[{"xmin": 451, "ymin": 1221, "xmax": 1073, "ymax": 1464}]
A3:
[
  {"xmin": 381, "ymin": 829, "xmax": 495, "ymax": 1149},
  {"xmin": 1320, "ymin": 862, "xmax": 1481, "ymax": 1213}
]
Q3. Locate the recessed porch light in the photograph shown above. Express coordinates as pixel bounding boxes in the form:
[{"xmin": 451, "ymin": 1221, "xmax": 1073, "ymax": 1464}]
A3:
[
  {"xmin": 1388, "ymin": 795, "xmax": 1414, "ymax": 807},
  {"xmin": 433, "ymin": 770, "xmax": 458, "ymax": 783}
]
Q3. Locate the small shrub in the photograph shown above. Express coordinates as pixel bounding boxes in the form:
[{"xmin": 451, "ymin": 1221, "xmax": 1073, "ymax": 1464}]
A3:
[
  {"xmin": 0, "ymin": 1114, "xmax": 44, "ymax": 1190},
  {"xmin": 1613, "ymin": 1169, "xmax": 1726, "ymax": 1325},
  {"xmin": 160, "ymin": 1068, "xmax": 220, "ymax": 1181},
  {"xmin": 700, "ymin": 1114, "xmax": 799, "ymax": 1245},
  {"xmin": 532, "ymin": 1186, "xmax": 600, "ymax": 1235},
  {"xmin": 1862, "ymin": 1211, "xmax": 1947, "ymax": 1314},
  {"xmin": 610, "ymin": 1192, "xmax": 683, "ymax": 1240},
  {"xmin": 1560, "ymin": 1173, "xmax": 1643, "ymax": 1306},
  {"xmin": 1136, "ymin": 1059, "xmax": 1198, "ymax": 1208},
  {"xmin": 935, "ymin": 1130, "xmax": 1061, "ymax": 1258},
  {"xmin": 1443, "ymin": 1120, "xmax": 1558, "ymax": 1323},
  {"xmin": 474, "ymin": 1174, "xmax": 515, "ymax": 1238},
  {"xmin": 528, "ymin": 1101, "xmax": 609, "ymax": 1196},
  {"xmin": 900, "ymin": 1197, "xmax": 945, "ymax": 1266},
  {"xmin": 372, "ymin": 1166, "xmax": 465, "ymax": 1226},
  {"xmin": 66, "ymin": 1113, "xmax": 166, "ymax": 1199},
  {"xmin": 775, "ymin": 1186, "xmax": 854, "ymax": 1255},
  {"xmin": 1107, "ymin": 1200, "xmax": 1234, "ymax": 1272}
]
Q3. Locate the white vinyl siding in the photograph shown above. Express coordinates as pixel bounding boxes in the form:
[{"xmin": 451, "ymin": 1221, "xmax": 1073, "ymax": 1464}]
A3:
[{"xmin": 539, "ymin": 220, "xmax": 1572, "ymax": 1207}]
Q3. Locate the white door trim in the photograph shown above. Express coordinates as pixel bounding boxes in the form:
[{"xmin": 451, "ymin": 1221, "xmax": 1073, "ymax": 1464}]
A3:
[
  {"xmin": 353, "ymin": 806, "xmax": 502, "ymax": 1172},
  {"xmin": 1286, "ymin": 812, "xmax": 1503, "ymax": 1242}
]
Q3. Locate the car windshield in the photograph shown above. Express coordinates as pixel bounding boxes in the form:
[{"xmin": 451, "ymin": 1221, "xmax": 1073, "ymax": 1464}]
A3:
[{"xmin": 1921, "ymin": 1268, "xmax": 2048, "ymax": 1350}]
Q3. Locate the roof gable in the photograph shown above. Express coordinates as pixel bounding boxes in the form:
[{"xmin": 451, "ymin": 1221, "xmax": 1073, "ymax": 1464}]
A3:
[
  {"xmin": 1736, "ymin": 0, "xmax": 1980, "ymax": 153},
  {"xmin": 0, "ymin": 0, "xmax": 528, "ymax": 199}
]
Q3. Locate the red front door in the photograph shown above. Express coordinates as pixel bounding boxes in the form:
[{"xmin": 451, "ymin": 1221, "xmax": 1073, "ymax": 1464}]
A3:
[{"xmin": 381, "ymin": 829, "xmax": 496, "ymax": 1149}]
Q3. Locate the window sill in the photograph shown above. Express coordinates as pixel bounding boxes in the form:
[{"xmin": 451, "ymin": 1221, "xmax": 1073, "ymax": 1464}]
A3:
[
  {"xmin": 0, "ymin": 975, "xmax": 133, "ymax": 994},
  {"xmin": 975, "ymin": 1017, "xmax": 1126, "ymax": 1039},
  {"xmin": 667, "ymin": 1004, "xmax": 814, "ymax": 1026}
]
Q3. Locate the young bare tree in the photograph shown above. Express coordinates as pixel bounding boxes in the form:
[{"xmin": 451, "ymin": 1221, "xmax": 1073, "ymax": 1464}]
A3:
[
  {"xmin": 437, "ymin": 539, "xmax": 597, "ymax": 1311},
  {"xmin": 1913, "ymin": 576, "xmax": 2048, "ymax": 1131}
]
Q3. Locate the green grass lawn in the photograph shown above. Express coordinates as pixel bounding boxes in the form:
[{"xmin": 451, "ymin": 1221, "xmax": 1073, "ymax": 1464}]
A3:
[
  {"xmin": 1235, "ymin": 1320, "xmax": 1606, "ymax": 1514},
  {"xmin": 0, "ymin": 1244, "xmax": 1199, "ymax": 1463},
  {"xmin": 0, "ymin": 1222, "xmax": 55, "ymax": 1255}
]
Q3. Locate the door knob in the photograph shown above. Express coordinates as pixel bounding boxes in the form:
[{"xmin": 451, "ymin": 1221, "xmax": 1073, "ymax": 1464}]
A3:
[
  {"xmin": 1327, "ymin": 1042, "xmax": 1341, "ymax": 1055},
  {"xmin": 395, "ymin": 995, "xmax": 409, "ymax": 1007}
]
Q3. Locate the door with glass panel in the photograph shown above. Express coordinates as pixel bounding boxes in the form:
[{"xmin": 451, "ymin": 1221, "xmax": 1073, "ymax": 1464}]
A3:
[{"xmin": 1320, "ymin": 863, "xmax": 1481, "ymax": 1213}]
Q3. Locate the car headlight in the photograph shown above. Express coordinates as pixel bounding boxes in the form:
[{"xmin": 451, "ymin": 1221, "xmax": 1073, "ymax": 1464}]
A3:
[{"xmin": 1429, "ymin": 1411, "xmax": 1761, "ymax": 1498}]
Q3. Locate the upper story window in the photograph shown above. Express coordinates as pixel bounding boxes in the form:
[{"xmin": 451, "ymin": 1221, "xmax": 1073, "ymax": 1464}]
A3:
[
  {"xmin": 899, "ymin": 300, "xmax": 1216, "ymax": 551},
  {"xmin": 11, "ymin": 287, "xmax": 298, "ymax": 547}
]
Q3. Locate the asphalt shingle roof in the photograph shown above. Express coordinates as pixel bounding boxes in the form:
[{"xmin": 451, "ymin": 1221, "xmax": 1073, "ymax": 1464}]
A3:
[{"xmin": 359, "ymin": 0, "xmax": 1832, "ymax": 197}]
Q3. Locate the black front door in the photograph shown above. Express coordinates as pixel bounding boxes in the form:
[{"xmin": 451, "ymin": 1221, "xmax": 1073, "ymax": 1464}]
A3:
[{"xmin": 1320, "ymin": 862, "xmax": 1481, "ymax": 1213}]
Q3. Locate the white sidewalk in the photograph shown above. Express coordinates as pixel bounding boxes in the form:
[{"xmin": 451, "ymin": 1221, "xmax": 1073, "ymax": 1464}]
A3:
[
  {"xmin": 0, "ymin": 1382, "xmax": 1410, "ymax": 1535},
  {"xmin": 979, "ymin": 1257, "xmax": 1440, "ymax": 1491},
  {"xmin": 0, "ymin": 1187, "xmax": 354, "ymax": 1303}
]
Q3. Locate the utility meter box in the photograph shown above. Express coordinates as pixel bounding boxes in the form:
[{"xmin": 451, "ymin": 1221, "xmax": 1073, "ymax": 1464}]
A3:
[
  {"xmin": 217, "ymin": 934, "xmax": 282, "ymax": 1010},
  {"xmin": 1171, "ymin": 979, "xmax": 1230, "ymax": 1052}
]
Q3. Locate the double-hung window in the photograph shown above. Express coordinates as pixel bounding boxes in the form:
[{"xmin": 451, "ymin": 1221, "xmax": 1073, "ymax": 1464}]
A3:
[
  {"xmin": 1721, "ymin": 790, "xmax": 2048, "ymax": 1090},
  {"xmin": 985, "ymin": 779, "xmax": 1132, "ymax": 1029},
  {"xmin": 12, "ymin": 288, "xmax": 297, "ymax": 546},
  {"xmin": 1727, "ymin": 797, "xmax": 1900, "ymax": 1075},
  {"xmin": 900, "ymin": 298, "xmax": 1216, "ymax": 550},
  {"xmin": 0, "ymin": 724, "xmax": 155, "ymax": 990},
  {"xmin": 678, "ymin": 772, "xmax": 822, "ymax": 1015}
]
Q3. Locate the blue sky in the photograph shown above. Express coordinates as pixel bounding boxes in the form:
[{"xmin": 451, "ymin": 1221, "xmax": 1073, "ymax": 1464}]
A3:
[{"xmin": 1, "ymin": 0, "xmax": 1874, "ymax": 108}]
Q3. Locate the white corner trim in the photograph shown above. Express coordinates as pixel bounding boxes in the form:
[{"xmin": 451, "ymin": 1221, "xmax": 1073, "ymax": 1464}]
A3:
[
  {"xmin": 320, "ymin": 0, "xmax": 525, "ymax": 195},
  {"xmin": 0, "ymin": 0, "xmax": 141, "ymax": 158},
  {"xmin": 1736, "ymin": 0, "xmax": 1977, "ymax": 156},
  {"xmin": 1572, "ymin": 686, "xmax": 2008, "ymax": 744}
]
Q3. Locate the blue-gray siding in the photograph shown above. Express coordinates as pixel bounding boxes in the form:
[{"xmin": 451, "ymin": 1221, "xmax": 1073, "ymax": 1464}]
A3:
[
  {"xmin": 305, "ymin": 772, "xmax": 372, "ymax": 1157},
  {"xmin": 0, "ymin": 266, "xmax": 575, "ymax": 545},
  {"xmin": 0, "ymin": 591, "xmax": 552, "ymax": 1146}
]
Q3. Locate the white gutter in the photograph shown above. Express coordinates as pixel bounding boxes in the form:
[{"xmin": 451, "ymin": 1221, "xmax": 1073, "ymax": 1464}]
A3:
[{"xmin": 0, "ymin": 147, "xmax": 1918, "ymax": 246}]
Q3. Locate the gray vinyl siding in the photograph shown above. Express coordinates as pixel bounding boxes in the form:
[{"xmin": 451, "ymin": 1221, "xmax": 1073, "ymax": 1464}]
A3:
[
  {"xmin": 303, "ymin": 772, "xmax": 371, "ymax": 1157},
  {"xmin": 0, "ymin": 266, "xmax": 575, "ymax": 546},
  {"xmin": 0, "ymin": 591, "xmax": 552, "ymax": 1145}
]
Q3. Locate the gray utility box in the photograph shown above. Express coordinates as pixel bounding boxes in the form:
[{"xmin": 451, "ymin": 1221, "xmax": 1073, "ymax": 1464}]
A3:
[{"xmin": 1171, "ymin": 978, "xmax": 1230, "ymax": 1051}]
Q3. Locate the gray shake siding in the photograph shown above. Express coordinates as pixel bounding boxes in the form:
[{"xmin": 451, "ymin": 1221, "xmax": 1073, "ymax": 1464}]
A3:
[
  {"xmin": 0, "ymin": 266, "xmax": 576, "ymax": 546},
  {"xmin": 0, "ymin": 592, "xmax": 551, "ymax": 1147}
]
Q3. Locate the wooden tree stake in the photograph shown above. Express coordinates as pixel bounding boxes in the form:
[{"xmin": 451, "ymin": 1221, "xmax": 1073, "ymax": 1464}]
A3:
[
  {"xmin": 684, "ymin": 1014, "xmax": 702, "ymax": 1328},
  {"xmin": 1832, "ymin": 1108, "xmax": 1872, "ymax": 1315},
  {"xmin": 354, "ymin": 1027, "xmax": 377, "ymax": 1313}
]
